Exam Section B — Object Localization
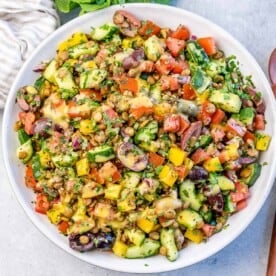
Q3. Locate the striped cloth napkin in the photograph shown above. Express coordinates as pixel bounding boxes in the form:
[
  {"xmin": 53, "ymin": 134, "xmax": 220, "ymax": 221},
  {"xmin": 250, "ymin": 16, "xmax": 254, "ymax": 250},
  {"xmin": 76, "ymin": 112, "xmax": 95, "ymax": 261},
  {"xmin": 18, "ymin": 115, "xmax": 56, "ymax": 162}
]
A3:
[{"xmin": 0, "ymin": 0, "xmax": 59, "ymax": 109}]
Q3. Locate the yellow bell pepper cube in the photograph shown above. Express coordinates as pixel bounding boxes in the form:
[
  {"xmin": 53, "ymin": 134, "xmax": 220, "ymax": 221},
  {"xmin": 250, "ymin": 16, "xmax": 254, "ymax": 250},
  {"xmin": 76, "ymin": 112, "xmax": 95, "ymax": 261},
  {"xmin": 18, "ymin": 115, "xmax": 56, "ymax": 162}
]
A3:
[
  {"xmin": 58, "ymin": 32, "xmax": 88, "ymax": 52},
  {"xmin": 104, "ymin": 184, "xmax": 122, "ymax": 200},
  {"xmin": 122, "ymin": 35, "xmax": 144, "ymax": 49},
  {"xmin": 76, "ymin": 158, "xmax": 90, "ymax": 176},
  {"xmin": 79, "ymin": 119, "xmax": 95, "ymax": 135},
  {"xmin": 256, "ymin": 133, "xmax": 271, "ymax": 151},
  {"xmin": 117, "ymin": 197, "xmax": 136, "ymax": 212},
  {"xmin": 203, "ymin": 157, "xmax": 223, "ymax": 172},
  {"xmin": 196, "ymin": 90, "xmax": 210, "ymax": 104},
  {"xmin": 137, "ymin": 218, "xmax": 155, "ymax": 233},
  {"xmin": 112, "ymin": 240, "xmax": 128, "ymax": 257},
  {"xmin": 225, "ymin": 143, "xmax": 239, "ymax": 160},
  {"xmin": 159, "ymin": 165, "xmax": 178, "ymax": 187},
  {"xmin": 139, "ymin": 141, "xmax": 158, "ymax": 152},
  {"xmin": 184, "ymin": 229, "xmax": 204, "ymax": 244},
  {"xmin": 37, "ymin": 150, "xmax": 51, "ymax": 168},
  {"xmin": 168, "ymin": 147, "xmax": 187, "ymax": 166}
]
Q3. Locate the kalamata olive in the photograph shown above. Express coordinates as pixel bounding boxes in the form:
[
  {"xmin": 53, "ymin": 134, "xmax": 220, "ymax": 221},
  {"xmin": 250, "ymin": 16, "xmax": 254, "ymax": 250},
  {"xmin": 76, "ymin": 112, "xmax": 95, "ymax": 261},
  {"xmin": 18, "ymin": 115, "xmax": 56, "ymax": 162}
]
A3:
[
  {"xmin": 241, "ymin": 98, "xmax": 253, "ymax": 108},
  {"xmin": 225, "ymin": 170, "xmax": 238, "ymax": 182},
  {"xmin": 69, "ymin": 232, "xmax": 115, "ymax": 252},
  {"xmin": 117, "ymin": 142, "xmax": 148, "ymax": 172},
  {"xmin": 238, "ymin": 156, "xmax": 257, "ymax": 165},
  {"xmin": 208, "ymin": 193, "xmax": 224, "ymax": 213},
  {"xmin": 177, "ymin": 99, "xmax": 199, "ymax": 117},
  {"xmin": 246, "ymin": 87, "xmax": 266, "ymax": 113},
  {"xmin": 255, "ymin": 100, "xmax": 266, "ymax": 114},
  {"xmin": 181, "ymin": 121, "xmax": 202, "ymax": 150},
  {"xmin": 33, "ymin": 118, "xmax": 52, "ymax": 137},
  {"xmin": 189, "ymin": 166, "xmax": 208, "ymax": 181}
]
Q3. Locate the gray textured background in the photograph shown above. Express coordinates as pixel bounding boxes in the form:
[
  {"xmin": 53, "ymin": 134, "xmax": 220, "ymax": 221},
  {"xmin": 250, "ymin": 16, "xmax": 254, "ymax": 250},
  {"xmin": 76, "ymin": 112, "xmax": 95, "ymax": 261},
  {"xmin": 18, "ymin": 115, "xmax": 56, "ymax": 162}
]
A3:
[{"xmin": 0, "ymin": 1, "xmax": 275, "ymax": 275}]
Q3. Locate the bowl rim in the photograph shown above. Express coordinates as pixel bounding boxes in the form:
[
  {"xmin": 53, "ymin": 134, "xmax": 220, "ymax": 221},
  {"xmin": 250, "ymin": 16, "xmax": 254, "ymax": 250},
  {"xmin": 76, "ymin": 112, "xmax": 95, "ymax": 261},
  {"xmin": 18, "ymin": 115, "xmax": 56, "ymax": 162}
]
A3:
[{"xmin": 2, "ymin": 3, "xmax": 276, "ymax": 273}]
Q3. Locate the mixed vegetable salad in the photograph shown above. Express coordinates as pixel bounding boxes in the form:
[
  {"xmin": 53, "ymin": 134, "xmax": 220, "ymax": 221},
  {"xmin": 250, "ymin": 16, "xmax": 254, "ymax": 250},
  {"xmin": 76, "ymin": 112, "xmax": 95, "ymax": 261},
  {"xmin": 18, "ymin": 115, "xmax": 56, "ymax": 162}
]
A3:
[{"xmin": 14, "ymin": 10, "xmax": 271, "ymax": 261}]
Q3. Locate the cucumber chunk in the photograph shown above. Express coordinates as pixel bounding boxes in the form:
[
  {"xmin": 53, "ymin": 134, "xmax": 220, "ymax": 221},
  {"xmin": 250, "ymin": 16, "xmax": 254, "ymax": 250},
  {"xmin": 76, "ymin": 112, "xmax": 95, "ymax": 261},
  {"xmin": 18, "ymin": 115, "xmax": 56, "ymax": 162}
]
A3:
[
  {"xmin": 87, "ymin": 145, "xmax": 115, "ymax": 163},
  {"xmin": 160, "ymin": 228, "xmax": 178, "ymax": 262}
]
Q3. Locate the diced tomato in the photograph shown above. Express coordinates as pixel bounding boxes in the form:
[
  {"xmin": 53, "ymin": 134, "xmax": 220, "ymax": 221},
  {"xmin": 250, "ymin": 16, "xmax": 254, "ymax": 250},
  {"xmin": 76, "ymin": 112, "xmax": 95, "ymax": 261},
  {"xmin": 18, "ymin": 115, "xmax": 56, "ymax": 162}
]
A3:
[
  {"xmin": 243, "ymin": 131, "xmax": 256, "ymax": 143},
  {"xmin": 172, "ymin": 59, "xmax": 189, "ymax": 74},
  {"xmin": 230, "ymin": 182, "xmax": 249, "ymax": 203},
  {"xmin": 226, "ymin": 118, "xmax": 247, "ymax": 137},
  {"xmin": 202, "ymin": 224, "xmax": 215, "ymax": 237},
  {"xmin": 218, "ymin": 150, "xmax": 230, "ymax": 164},
  {"xmin": 105, "ymin": 107, "xmax": 119, "ymax": 119},
  {"xmin": 170, "ymin": 25, "xmax": 190, "ymax": 40},
  {"xmin": 138, "ymin": 20, "xmax": 161, "ymax": 37},
  {"xmin": 160, "ymin": 76, "xmax": 179, "ymax": 91},
  {"xmin": 211, "ymin": 108, "xmax": 225, "ymax": 124},
  {"xmin": 25, "ymin": 166, "xmax": 37, "ymax": 189},
  {"xmin": 112, "ymin": 170, "xmax": 121, "ymax": 182},
  {"xmin": 197, "ymin": 101, "xmax": 216, "ymax": 125},
  {"xmin": 254, "ymin": 114, "xmax": 265, "ymax": 130},
  {"xmin": 148, "ymin": 152, "xmax": 165, "ymax": 168},
  {"xmin": 236, "ymin": 199, "xmax": 248, "ymax": 211},
  {"xmin": 230, "ymin": 192, "xmax": 246, "ymax": 203},
  {"xmin": 175, "ymin": 166, "xmax": 189, "ymax": 180},
  {"xmin": 155, "ymin": 53, "xmax": 175, "ymax": 75},
  {"xmin": 35, "ymin": 193, "xmax": 50, "ymax": 214},
  {"xmin": 177, "ymin": 115, "xmax": 190, "ymax": 135},
  {"xmin": 191, "ymin": 148, "xmax": 210, "ymax": 164},
  {"xmin": 130, "ymin": 106, "xmax": 153, "ymax": 119},
  {"xmin": 119, "ymin": 77, "xmax": 138, "ymax": 94},
  {"xmin": 211, "ymin": 127, "xmax": 225, "ymax": 143},
  {"xmin": 90, "ymin": 168, "xmax": 105, "ymax": 184},
  {"xmin": 163, "ymin": 114, "xmax": 180, "ymax": 133},
  {"xmin": 197, "ymin": 37, "xmax": 217, "ymax": 55},
  {"xmin": 58, "ymin": 221, "xmax": 69, "ymax": 234},
  {"xmin": 19, "ymin": 112, "xmax": 35, "ymax": 135},
  {"xmin": 182, "ymin": 83, "xmax": 196, "ymax": 100},
  {"xmin": 166, "ymin": 37, "xmax": 186, "ymax": 57}
]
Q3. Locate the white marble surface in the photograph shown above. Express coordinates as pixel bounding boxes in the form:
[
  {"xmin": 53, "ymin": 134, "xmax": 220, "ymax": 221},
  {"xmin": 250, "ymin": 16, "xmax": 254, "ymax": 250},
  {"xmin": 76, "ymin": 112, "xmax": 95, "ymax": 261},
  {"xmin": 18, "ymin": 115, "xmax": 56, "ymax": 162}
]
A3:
[{"xmin": 0, "ymin": 1, "xmax": 275, "ymax": 275}]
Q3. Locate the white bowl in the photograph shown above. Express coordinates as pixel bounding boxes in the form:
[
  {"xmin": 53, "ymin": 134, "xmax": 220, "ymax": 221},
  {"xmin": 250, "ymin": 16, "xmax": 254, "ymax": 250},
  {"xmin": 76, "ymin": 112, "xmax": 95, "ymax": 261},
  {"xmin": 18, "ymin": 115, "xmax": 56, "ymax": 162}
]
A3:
[{"xmin": 2, "ymin": 3, "xmax": 276, "ymax": 273}]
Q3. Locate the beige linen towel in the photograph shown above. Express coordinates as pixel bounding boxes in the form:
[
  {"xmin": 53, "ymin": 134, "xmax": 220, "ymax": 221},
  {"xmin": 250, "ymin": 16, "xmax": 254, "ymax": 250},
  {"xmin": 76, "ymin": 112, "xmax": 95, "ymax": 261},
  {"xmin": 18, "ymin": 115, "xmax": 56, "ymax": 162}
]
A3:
[{"xmin": 0, "ymin": 0, "xmax": 59, "ymax": 108}]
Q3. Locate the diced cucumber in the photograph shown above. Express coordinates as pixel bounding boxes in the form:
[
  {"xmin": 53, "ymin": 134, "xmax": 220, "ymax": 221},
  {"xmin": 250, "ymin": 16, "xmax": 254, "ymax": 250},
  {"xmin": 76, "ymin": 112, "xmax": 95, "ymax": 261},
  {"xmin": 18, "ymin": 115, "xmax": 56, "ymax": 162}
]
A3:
[
  {"xmin": 79, "ymin": 69, "xmax": 107, "ymax": 89},
  {"xmin": 91, "ymin": 23, "xmax": 118, "ymax": 41},
  {"xmin": 32, "ymin": 154, "xmax": 42, "ymax": 180},
  {"xmin": 216, "ymin": 175, "xmax": 235, "ymax": 191},
  {"xmin": 206, "ymin": 59, "xmax": 226, "ymax": 77},
  {"xmin": 125, "ymin": 228, "xmax": 145, "ymax": 246},
  {"xmin": 209, "ymin": 90, "xmax": 242, "ymax": 113},
  {"xmin": 177, "ymin": 209, "xmax": 203, "ymax": 230},
  {"xmin": 193, "ymin": 135, "xmax": 212, "ymax": 151},
  {"xmin": 239, "ymin": 107, "xmax": 255, "ymax": 126},
  {"xmin": 134, "ymin": 121, "xmax": 158, "ymax": 144},
  {"xmin": 144, "ymin": 35, "xmax": 164, "ymax": 62},
  {"xmin": 16, "ymin": 139, "xmax": 33, "ymax": 164},
  {"xmin": 52, "ymin": 152, "xmax": 78, "ymax": 167},
  {"xmin": 68, "ymin": 41, "xmax": 99, "ymax": 58},
  {"xmin": 17, "ymin": 128, "xmax": 30, "ymax": 145},
  {"xmin": 43, "ymin": 59, "xmax": 58, "ymax": 84},
  {"xmin": 87, "ymin": 145, "xmax": 115, "ymax": 163},
  {"xmin": 191, "ymin": 68, "xmax": 212, "ymax": 93},
  {"xmin": 224, "ymin": 194, "xmax": 236, "ymax": 213},
  {"xmin": 125, "ymin": 238, "xmax": 160, "ymax": 259},
  {"xmin": 160, "ymin": 228, "xmax": 178, "ymax": 262},
  {"xmin": 240, "ymin": 163, "xmax": 261, "ymax": 187},
  {"xmin": 179, "ymin": 180, "xmax": 202, "ymax": 211},
  {"xmin": 149, "ymin": 83, "xmax": 161, "ymax": 103},
  {"xmin": 186, "ymin": 40, "xmax": 209, "ymax": 65}
]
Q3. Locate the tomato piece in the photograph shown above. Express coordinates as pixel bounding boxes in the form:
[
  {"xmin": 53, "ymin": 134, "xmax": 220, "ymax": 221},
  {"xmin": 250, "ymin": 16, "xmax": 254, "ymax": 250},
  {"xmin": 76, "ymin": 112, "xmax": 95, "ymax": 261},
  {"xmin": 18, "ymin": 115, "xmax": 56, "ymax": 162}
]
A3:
[
  {"xmin": 197, "ymin": 37, "xmax": 217, "ymax": 55},
  {"xmin": 218, "ymin": 150, "xmax": 230, "ymax": 164},
  {"xmin": 177, "ymin": 115, "xmax": 190, "ymax": 135},
  {"xmin": 160, "ymin": 76, "xmax": 179, "ymax": 91},
  {"xmin": 243, "ymin": 130, "xmax": 256, "ymax": 143},
  {"xmin": 163, "ymin": 114, "xmax": 180, "ymax": 133},
  {"xmin": 35, "ymin": 194, "xmax": 50, "ymax": 214},
  {"xmin": 211, "ymin": 108, "xmax": 225, "ymax": 124},
  {"xmin": 112, "ymin": 170, "xmax": 121, "ymax": 182},
  {"xmin": 58, "ymin": 221, "xmax": 69, "ymax": 234},
  {"xmin": 105, "ymin": 107, "xmax": 119, "ymax": 119},
  {"xmin": 25, "ymin": 166, "xmax": 37, "ymax": 189},
  {"xmin": 236, "ymin": 199, "xmax": 248, "ymax": 211},
  {"xmin": 79, "ymin": 89, "xmax": 102, "ymax": 101},
  {"xmin": 254, "ymin": 114, "xmax": 265, "ymax": 130},
  {"xmin": 226, "ymin": 118, "xmax": 247, "ymax": 137},
  {"xmin": 138, "ymin": 20, "xmax": 161, "ymax": 37},
  {"xmin": 166, "ymin": 37, "xmax": 186, "ymax": 57},
  {"xmin": 19, "ymin": 112, "xmax": 35, "ymax": 135},
  {"xmin": 202, "ymin": 224, "xmax": 215, "ymax": 237},
  {"xmin": 211, "ymin": 126, "xmax": 225, "ymax": 143},
  {"xmin": 175, "ymin": 166, "xmax": 189, "ymax": 180},
  {"xmin": 182, "ymin": 83, "xmax": 196, "ymax": 100},
  {"xmin": 119, "ymin": 77, "xmax": 138, "ymax": 94},
  {"xmin": 170, "ymin": 25, "xmax": 190, "ymax": 40},
  {"xmin": 197, "ymin": 101, "xmax": 216, "ymax": 125},
  {"xmin": 90, "ymin": 168, "xmax": 105, "ymax": 184},
  {"xmin": 148, "ymin": 152, "xmax": 165, "ymax": 168},
  {"xmin": 172, "ymin": 59, "xmax": 189, "ymax": 74},
  {"xmin": 130, "ymin": 106, "xmax": 153, "ymax": 119},
  {"xmin": 231, "ymin": 182, "xmax": 250, "ymax": 203},
  {"xmin": 155, "ymin": 53, "xmax": 175, "ymax": 75},
  {"xmin": 191, "ymin": 148, "xmax": 210, "ymax": 164}
]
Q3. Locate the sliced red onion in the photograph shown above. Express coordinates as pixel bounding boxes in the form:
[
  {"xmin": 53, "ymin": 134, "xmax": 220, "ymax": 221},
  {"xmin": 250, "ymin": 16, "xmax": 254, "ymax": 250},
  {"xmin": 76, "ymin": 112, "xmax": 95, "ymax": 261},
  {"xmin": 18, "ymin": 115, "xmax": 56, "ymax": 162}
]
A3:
[
  {"xmin": 33, "ymin": 118, "xmax": 52, "ymax": 137},
  {"xmin": 225, "ymin": 170, "xmax": 238, "ymax": 182},
  {"xmin": 72, "ymin": 137, "xmax": 81, "ymax": 150},
  {"xmin": 191, "ymin": 35, "xmax": 197, "ymax": 40},
  {"xmin": 177, "ymin": 75, "xmax": 191, "ymax": 84},
  {"xmin": 33, "ymin": 63, "xmax": 47, "ymax": 73},
  {"xmin": 238, "ymin": 156, "xmax": 257, "ymax": 165},
  {"xmin": 181, "ymin": 121, "xmax": 202, "ymax": 150}
]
